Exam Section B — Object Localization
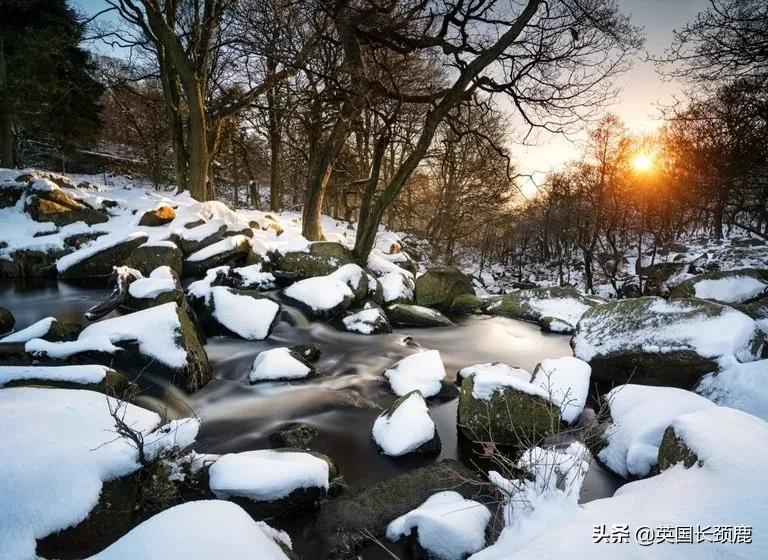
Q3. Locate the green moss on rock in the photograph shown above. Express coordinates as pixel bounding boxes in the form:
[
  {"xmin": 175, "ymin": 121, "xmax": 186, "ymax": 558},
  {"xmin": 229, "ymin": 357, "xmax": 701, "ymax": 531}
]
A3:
[
  {"xmin": 448, "ymin": 293, "xmax": 485, "ymax": 315},
  {"xmin": 385, "ymin": 303, "xmax": 454, "ymax": 328},
  {"xmin": 273, "ymin": 242, "xmax": 355, "ymax": 279},
  {"xmin": 414, "ymin": 266, "xmax": 474, "ymax": 309}
]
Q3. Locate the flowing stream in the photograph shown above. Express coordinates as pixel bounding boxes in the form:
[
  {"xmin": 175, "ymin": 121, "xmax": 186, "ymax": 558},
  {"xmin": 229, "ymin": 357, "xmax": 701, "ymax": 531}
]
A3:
[{"xmin": 1, "ymin": 278, "xmax": 624, "ymax": 559}]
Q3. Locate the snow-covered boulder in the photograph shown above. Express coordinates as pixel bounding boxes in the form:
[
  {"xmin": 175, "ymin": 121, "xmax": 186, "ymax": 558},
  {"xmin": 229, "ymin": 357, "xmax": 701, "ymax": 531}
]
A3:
[
  {"xmin": 0, "ymin": 387, "xmax": 198, "ymax": 560},
  {"xmin": 0, "ymin": 364, "xmax": 129, "ymax": 394},
  {"xmin": 78, "ymin": 302, "xmax": 212, "ymax": 392},
  {"xmin": 386, "ymin": 491, "xmax": 491, "ymax": 560},
  {"xmin": 386, "ymin": 302, "xmax": 454, "ymax": 328},
  {"xmin": 208, "ymin": 449, "xmax": 336, "ymax": 516},
  {"xmin": 57, "ymin": 232, "xmax": 149, "ymax": 278},
  {"xmin": 315, "ymin": 460, "xmax": 482, "ymax": 555},
  {"xmin": 373, "ymin": 391, "xmax": 440, "ymax": 456},
  {"xmin": 368, "ymin": 249, "xmax": 415, "ymax": 303},
  {"xmin": 282, "ymin": 274, "xmax": 354, "ymax": 320},
  {"xmin": 137, "ymin": 204, "xmax": 176, "ymax": 227},
  {"xmin": 573, "ymin": 297, "xmax": 765, "ymax": 388},
  {"xmin": 695, "ymin": 360, "xmax": 768, "ymax": 421},
  {"xmin": 531, "ymin": 357, "xmax": 591, "ymax": 424},
  {"xmin": 273, "ymin": 241, "xmax": 355, "ymax": 279},
  {"xmin": 414, "ymin": 266, "xmax": 475, "ymax": 310},
  {"xmin": 125, "ymin": 240, "xmax": 183, "ymax": 275},
  {"xmin": 458, "ymin": 362, "xmax": 531, "ymax": 383},
  {"xmin": 458, "ymin": 365, "xmax": 559, "ymax": 445},
  {"xmin": 341, "ymin": 302, "xmax": 392, "ymax": 335},
  {"xmin": 669, "ymin": 267, "xmax": 768, "ymax": 304},
  {"xmin": 249, "ymin": 347, "xmax": 315, "ymax": 382},
  {"xmin": 329, "ymin": 263, "xmax": 373, "ymax": 304},
  {"xmin": 486, "ymin": 286, "xmax": 602, "ymax": 334},
  {"xmin": 384, "ymin": 350, "xmax": 452, "ymax": 398},
  {"xmin": 173, "ymin": 219, "xmax": 227, "ymax": 254},
  {"xmin": 124, "ymin": 266, "xmax": 184, "ymax": 311},
  {"xmin": 24, "ymin": 181, "xmax": 108, "ymax": 227},
  {"xmin": 448, "ymin": 293, "xmax": 486, "ymax": 315},
  {"xmin": 0, "ymin": 315, "xmax": 82, "ymax": 343},
  {"xmin": 189, "ymin": 283, "xmax": 280, "ymax": 340},
  {"xmin": 85, "ymin": 500, "xmax": 293, "ymax": 560},
  {"xmin": 184, "ymin": 234, "xmax": 253, "ymax": 276},
  {"xmin": 598, "ymin": 384, "xmax": 716, "ymax": 478}
]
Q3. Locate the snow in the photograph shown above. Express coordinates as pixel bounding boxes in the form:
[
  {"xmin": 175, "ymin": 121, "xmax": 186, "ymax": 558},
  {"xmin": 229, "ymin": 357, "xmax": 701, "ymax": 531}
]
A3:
[
  {"xmin": 531, "ymin": 357, "xmax": 591, "ymax": 424},
  {"xmin": 78, "ymin": 302, "xmax": 188, "ymax": 368},
  {"xmin": 693, "ymin": 274, "xmax": 767, "ymax": 303},
  {"xmin": 458, "ymin": 362, "xmax": 531, "ymax": 382},
  {"xmin": 29, "ymin": 177, "xmax": 60, "ymax": 192},
  {"xmin": 0, "ymin": 388, "xmax": 163, "ymax": 560},
  {"xmin": 373, "ymin": 392, "xmax": 436, "ymax": 456},
  {"xmin": 25, "ymin": 335, "xmax": 121, "ymax": 358},
  {"xmin": 573, "ymin": 297, "xmax": 762, "ymax": 367},
  {"xmin": 249, "ymin": 347, "xmax": 311, "ymax": 382},
  {"xmin": 342, "ymin": 304, "xmax": 386, "ymax": 334},
  {"xmin": 527, "ymin": 297, "xmax": 591, "ymax": 328},
  {"xmin": 0, "ymin": 364, "xmax": 110, "ymax": 386},
  {"xmin": 386, "ymin": 491, "xmax": 491, "ymax": 560},
  {"xmin": 470, "ymin": 366, "xmax": 550, "ymax": 402},
  {"xmin": 174, "ymin": 218, "xmax": 225, "ymax": 242},
  {"xmin": 329, "ymin": 262, "xmax": 366, "ymax": 291},
  {"xmin": 696, "ymin": 360, "xmax": 768, "ymax": 421},
  {"xmin": 0, "ymin": 316, "xmax": 55, "ymax": 342},
  {"xmin": 86, "ymin": 500, "xmax": 291, "ymax": 560},
  {"xmin": 56, "ymin": 231, "xmax": 148, "ymax": 273},
  {"xmin": 128, "ymin": 270, "xmax": 177, "ymax": 299},
  {"xmin": 598, "ymin": 384, "xmax": 716, "ymax": 477},
  {"xmin": 209, "ymin": 286, "xmax": 280, "ymax": 340},
  {"xmin": 208, "ymin": 450, "xmax": 330, "ymax": 501},
  {"xmin": 142, "ymin": 418, "xmax": 201, "ymax": 460},
  {"xmin": 186, "ymin": 234, "xmax": 250, "ymax": 262},
  {"xmin": 384, "ymin": 350, "xmax": 447, "ymax": 397},
  {"xmin": 186, "ymin": 266, "xmax": 228, "ymax": 298},
  {"xmin": 368, "ymin": 249, "xmax": 415, "ymax": 302},
  {"xmin": 283, "ymin": 275, "xmax": 353, "ymax": 311},
  {"xmin": 234, "ymin": 263, "xmax": 276, "ymax": 289}
]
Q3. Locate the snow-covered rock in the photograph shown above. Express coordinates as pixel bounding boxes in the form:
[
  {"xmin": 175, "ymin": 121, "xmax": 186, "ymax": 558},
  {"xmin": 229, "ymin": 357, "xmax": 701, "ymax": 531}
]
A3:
[
  {"xmin": 386, "ymin": 302, "xmax": 454, "ymax": 328},
  {"xmin": 341, "ymin": 302, "xmax": 392, "ymax": 335},
  {"xmin": 598, "ymin": 384, "xmax": 716, "ymax": 478},
  {"xmin": 184, "ymin": 234, "xmax": 253, "ymax": 275},
  {"xmin": 386, "ymin": 491, "xmax": 491, "ymax": 560},
  {"xmin": 330, "ymin": 263, "xmax": 370, "ymax": 304},
  {"xmin": 127, "ymin": 266, "xmax": 179, "ymax": 300},
  {"xmin": 0, "ymin": 316, "xmax": 56, "ymax": 342},
  {"xmin": 0, "ymin": 364, "xmax": 110, "ymax": 387},
  {"xmin": 457, "ymin": 362, "xmax": 531, "ymax": 382},
  {"xmin": 695, "ymin": 360, "xmax": 768, "ymax": 421},
  {"xmin": 486, "ymin": 286, "xmax": 601, "ymax": 333},
  {"xmin": 384, "ymin": 350, "xmax": 449, "ymax": 398},
  {"xmin": 249, "ymin": 347, "xmax": 314, "ymax": 382},
  {"xmin": 282, "ymin": 274, "xmax": 354, "ymax": 320},
  {"xmin": 670, "ymin": 268, "xmax": 768, "ymax": 304},
  {"xmin": 373, "ymin": 391, "xmax": 440, "ymax": 456},
  {"xmin": 573, "ymin": 297, "xmax": 764, "ymax": 387},
  {"xmin": 57, "ymin": 232, "xmax": 149, "ymax": 278},
  {"xmin": 85, "ymin": 500, "xmax": 292, "ymax": 560},
  {"xmin": 531, "ymin": 357, "xmax": 591, "ymax": 424},
  {"xmin": 273, "ymin": 241, "xmax": 355, "ymax": 279}
]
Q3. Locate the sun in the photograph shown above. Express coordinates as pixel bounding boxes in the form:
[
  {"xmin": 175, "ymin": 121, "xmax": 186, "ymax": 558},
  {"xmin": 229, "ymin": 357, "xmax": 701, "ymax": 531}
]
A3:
[{"xmin": 632, "ymin": 152, "xmax": 654, "ymax": 173}]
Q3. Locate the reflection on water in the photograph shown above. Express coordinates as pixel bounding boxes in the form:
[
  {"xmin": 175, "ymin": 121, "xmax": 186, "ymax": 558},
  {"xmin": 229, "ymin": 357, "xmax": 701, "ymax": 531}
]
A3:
[{"xmin": 0, "ymin": 278, "xmax": 625, "ymax": 558}]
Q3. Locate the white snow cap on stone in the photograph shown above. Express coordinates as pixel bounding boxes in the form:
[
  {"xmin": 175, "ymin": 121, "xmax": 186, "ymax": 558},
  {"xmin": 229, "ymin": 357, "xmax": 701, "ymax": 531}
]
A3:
[
  {"xmin": 25, "ymin": 335, "xmax": 122, "ymax": 358},
  {"xmin": 0, "ymin": 316, "xmax": 56, "ymax": 342},
  {"xmin": 531, "ymin": 357, "xmax": 591, "ymax": 424},
  {"xmin": 696, "ymin": 359, "xmax": 768, "ymax": 422},
  {"xmin": 386, "ymin": 491, "xmax": 491, "ymax": 560},
  {"xmin": 186, "ymin": 234, "xmax": 250, "ymax": 262},
  {"xmin": 458, "ymin": 362, "xmax": 531, "ymax": 381},
  {"xmin": 283, "ymin": 275, "xmax": 353, "ymax": 311},
  {"xmin": 693, "ymin": 274, "xmax": 767, "ymax": 303},
  {"xmin": 86, "ymin": 500, "xmax": 292, "ymax": 560},
  {"xmin": 209, "ymin": 287, "xmax": 279, "ymax": 340},
  {"xmin": 128, "ymin": 267, "xmax": 177, "ymax": 299},
  {"xmin": 56, "ymin": 231, "xmax": 148, "ymax": 273},
  {"xmin": 384, "ymin": 350, "xmax": 446, "ymax": 397},
  {"xmin": 208, "ymin": 450, "xmax": 330, "ymax": 502},
  {"xmin": 470, "ymin": 366, "xmax": 549, "ymax": 402},
  {"xmin": 249, "ymin": 347, "xmax": 311, "ymax": 382},
  {"xmin": 598, "ymin": 384, "xmax": 716, "ymax": 477},
  {"xmin": 373, "ymin": 391, "xmax": 436, "ymax": 456},
  {"xmin": 342, "ymin": 304, "xmax": 386, "ymax": 335},
  {"xmin": 0, "ymin": 364, "xmax": 110, "ymax": 387}
]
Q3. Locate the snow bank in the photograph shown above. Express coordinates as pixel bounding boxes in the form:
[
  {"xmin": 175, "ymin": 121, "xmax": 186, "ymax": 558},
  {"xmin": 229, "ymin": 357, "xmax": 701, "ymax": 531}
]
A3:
[
  {"xmin": 0, "ymin": 365, "xmax": 109, "ymax": 387},
  {"xmin": 249, "ymin": 347, "xmax": 311, "ymax": 382},
  {"xmin": 384, "ymin": 350, "xmax": 447, "ymax": 397},
  {"xmin": 208, "ymin": 450, "xmax": 330, "ymax": 501},
  {"xmin": 696, "ymin": 360, "xmax": 768, "ymax": 421},
  {"xmin": 283, "ymin": 275, "xmax": 353, "ymax": 312},
  {"xmin": 0, "ymin": 316, "xmax": 55, "ymax": 342},
  {"xmin": 599, "ymin": 384, "xmax": 716, "ymax": 477},
  {"xmin": 531, "ymin": 357, "xmax": 591, "ymax": 424},
  {"xmin": 209, "ymin": 287, "xmax": 280, "ymax": 340},
  {"xmin": 86, "ymin": 500, "xmax": 291, "ymax": 560},
  {"xmin": 373, "ymin": 392, "xmax": 436, "ymax": 456},
  {"xmin": 386, "ymin": 491, "xmax": 491, "ymax": 560}
]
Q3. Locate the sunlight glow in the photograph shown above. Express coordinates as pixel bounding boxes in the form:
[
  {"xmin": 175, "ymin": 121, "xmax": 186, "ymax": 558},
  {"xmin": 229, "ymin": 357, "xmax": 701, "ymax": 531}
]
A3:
[{"xmin": 632, "ymin": 152, "xmax": 654, "ymax": 173}]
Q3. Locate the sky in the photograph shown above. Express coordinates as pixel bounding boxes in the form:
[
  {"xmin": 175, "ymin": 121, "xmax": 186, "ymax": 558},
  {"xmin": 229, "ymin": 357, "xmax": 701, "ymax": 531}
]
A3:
[{"xmin": 73, "ymin": 0, "xmax": 710, "ymax": 196}]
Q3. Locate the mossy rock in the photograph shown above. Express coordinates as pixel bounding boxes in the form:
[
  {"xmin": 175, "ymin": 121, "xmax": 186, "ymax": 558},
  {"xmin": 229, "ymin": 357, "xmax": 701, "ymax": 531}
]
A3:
[
  {"xmin": 42, "ymin": 319, "xmax": 83, "ymax": 342},
  {"xmin": 657, "ymin": 426, "xmax": 700, "ymax": 471},
  {"xmin": 448, "ymin": 293, "xmax": 485, "ymax": 315},
  {"xmin": 138, "ymin": 205, "xmax": 176, "ymax": 226},
  {"xmin": 538, "ymin": 315, "xmax": 575, "ymax": 333},
  {"xmin": 174, "ymin": 223, "xmax": 227, "ymax": 255},
  {"xmin": 385, "ymin": 303, "xmax": 454, "ymax": 328},
  {"xmin": 669, "ymin": 268, "xmax": 768, "ymax": 304},
  {"xmin": 414, "ymin": 266, "xmax": 474, "ymax": 309},
  {"xmin": 486, "ymin": 286, "xmax": 598, "ymax": 323},
  {"xmin": 0, "ymin": 307, "xmax": 15, "ymax": 335},
  {"xmin": 25, "ymin": 188, "xmax": 108, "ymax": 227},
  {"xmin": 315, "ymin": 459, "xmax": 482, "ymax": 556},
  {"xmin": 125, "ymin": 242, "xmax": 184, "ymax": 276},
  {"xmin": 183, "ymin": 237, "xmax": 252, "ymax": 277},
  {"xmin": 269, "ymin": 423, "xmax": 319, "ymax": 449},
  {"xmin": 0, "ymin": 248, "xmax": 68, "ymax": 277},
  {"xmin": 273, "ymin": 242, "xmax": 355, "ymax": 279},
  {"xmin": 457, "ymin": 375, "xmax": 559, "ymax": 446},
  {"xmin": 640, "ymin": 262, "xmax": 688, "ymax": 296},
  {"xmin": 59, "ymin": 234, "xmax": 149, "ymax": 278}
]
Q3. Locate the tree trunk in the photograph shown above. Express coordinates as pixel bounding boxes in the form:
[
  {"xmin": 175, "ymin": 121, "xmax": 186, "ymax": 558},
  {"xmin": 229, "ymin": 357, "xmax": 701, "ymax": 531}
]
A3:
[
  {"xmin": 186, "ymin": 86, "xmax": 209, "ymax": 201},
  {"xmin": 158, "ymin": 53, "xmax": 187, "ymax": 190},
  {"xmin": 266, "ymin": 55, "xmax": 283, "ymax": 212},
  {"xmin": 0, "ymin": 46, "xmax": 13, "ymax": 168}
]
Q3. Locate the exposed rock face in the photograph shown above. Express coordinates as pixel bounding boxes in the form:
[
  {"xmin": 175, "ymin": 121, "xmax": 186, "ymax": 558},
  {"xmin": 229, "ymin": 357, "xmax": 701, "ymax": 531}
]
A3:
[
  {"xmin": 457, "ymin": 374, "xmax": 559, "ymax": 445},
  {"xmin": 315, "ymin": 460, "xmax": 482, "ymax": 556},
  {"xmin": 414, "ymin": 266, "xmax": 474, "ymax": 309},
  {"xmin": 58, "ymin": 233, "xmax": 149, "ymax": 278},
  {"xmin": 0, "ymin": 248, "xmax": 68, "ymax": 277},
  {"xmin": 573, "ymin": 297, "xmax": 765, "ymax": 388},
  {"xmin": 138, "ymin": 205, "xmax": 176, "ymax": 226},
  {"xmin": 0, "ymin": 181, "xmax": 25, "ymax": 207},
  {"xmin": 24, "ymin": 184, "xmax": 108, "ymax": 227},
  {"xmin": 269, "ymin": 423, "xmax": 319, "ymax": 449},
  {"xmin": 0, "ymin": 307, "xmax": 15, "ymax": 335},
  {"xmin": 125, "ymin": 242, "xmax": 184, "ymax": 276},
  {"xmin": 385, "ymin": 303, "xmax": 454, "ymax": 328},
  {"xmin": 657, "ymin": 426, "xmax": 700, "ymax": 471},
  {"xmin": 273, "ymin": 242, "xmax": 355, "ymax": 279}
]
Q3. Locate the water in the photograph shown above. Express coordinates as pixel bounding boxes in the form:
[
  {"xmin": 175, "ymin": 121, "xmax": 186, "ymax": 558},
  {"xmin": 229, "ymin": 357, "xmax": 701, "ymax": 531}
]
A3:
[{"xmin": 0, "ymin": 278, "xmax": 624, "ymax": 558}]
